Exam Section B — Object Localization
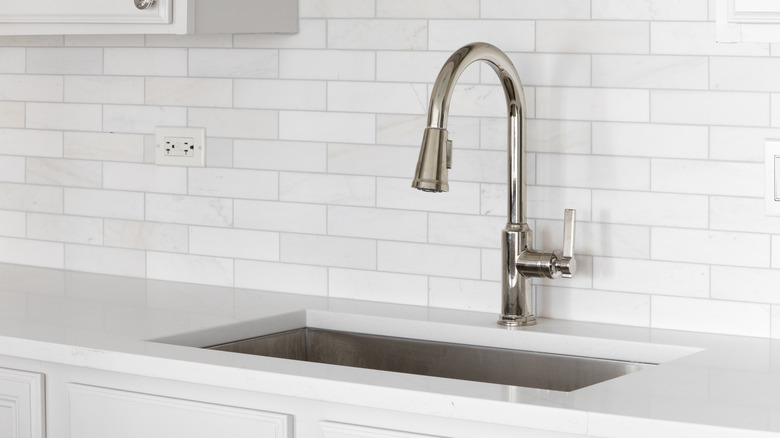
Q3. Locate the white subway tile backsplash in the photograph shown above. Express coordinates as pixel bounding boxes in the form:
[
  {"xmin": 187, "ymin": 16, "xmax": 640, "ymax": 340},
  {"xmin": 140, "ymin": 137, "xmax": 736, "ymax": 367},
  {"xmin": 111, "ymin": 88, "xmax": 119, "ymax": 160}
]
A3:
[
  {"xmin": 536, "ymin": 88, "xmax": 650, "ymax": 122},
  {"xmin": 145, "ymin": 34, "xmax": 232, "ymax": 48},
  {"xmin": 281, "ymin": 50, "xmax": 374, "ymax": 81},
  {"xmin": 234, "ymin": 20, "xmax": 327, "ymax": 50},
  {"xmin": 709, "ymin": 127, "xmax": 780, "ymax": 163},
  {"xmin": 235, "ymin": 260, "xmax": 327, "ymax": 296},
  {"xmin": 428, "ymin": 277, "xmax": 501, "ymax": 313},
  {"xmin": 26, "ymin": 157, "xmax": 102, "ymax": 188},
  {"xmin": 328, "ymin": 19, "xmax": 427, "ymax": 50},
  {"xmin": 300, "ymin": 0, "xmax": 375, "ymax": 18},
  {"xmin": 65, "ymin": 76, "xmax": 144, "ymax": 105},
  {"xmin": 429, "ymin": 20, "xmax": 535, "ymax": 52},
  {"xmin": 189, "ymin": 49, "xmax": 278, "ymax": 78},
  {"xmin": 65, "ymin": 188, "xmax": 143, "ymax": 220},
  {"xmin": 328, "ymin": 206, "xmax": 427, "ymax": 242},
  {"xmin": 280, "ymin": 111, "xmax": 374, "ymax": 144},
  {"xmin": 0, "ymin": 102, "xmax": 24, "ymax": 128},
  {"xmin": 651, "ymin": 296, "xmax": 770, "ymax": 337},
  {"xmin": 0, "ymin": 156, "xmax": 23, "ymax": 183},
  {"xmin": 537, "ymin": 21, "xmax": 650, "ymax": 54},
  {"xmin": 189, "ymin": 108, "xmax": 278, "ymax": 139},
  {"xmin": 592, "ymin": 190, "xmax": 708, "ymax": 228},
  {"xmin": 377, "ymin": 177, "xmax": 480, "ymax": 214},
  {"xmin": 280, "ymin": 172, "xmax": 374, "ymax": 206},
  {"xmin": 329, "ymin": 268, "xmax": 428, "ymax": 306},
  {"xmin": 0, "ymin": 183, "xmax": 62, "ymax": 213},
  {"xmin": 235, "ymin": 80, "xmax": 326, "ymax": 111},
  {"xmin": 190, "ymin": 226, "xmax": 279, "ymax": 261},
  {"xmin": 0, "ymin": 210, "xmax": 25, "ymax": 238},
  {"xmin": 104, "ymin": 219, "xmax": 188, "ymax": 253},
  {"xmin": 235, "ymin": 200, "xmax": 327, "ymax": 234},
  {"xmin": 592, "ymin": 0, "xmax": 708, "ymax": 21},
  {"xmin": 234, "ymin": 140, "xmax": 326, "ymax": 173},
  {"xmin": 651, "ymin": 22, "xmax": 769, "ymax": 56},
  {"xmin": 651, "ymin": 159, "xmax": 763, "ymax": 197},
  {"xmin": 592, "ymin": 257, "xmax": 709, "ymax": 298},
  {"xmin": 0, "ymin": 75, "xmax": 61, "ymax": 102},
  {"xmin": 328, "ymin": 143, "xmax": 417, "ymax": 178},
  {"xmin": 65, "ymin": 34, "xmax": 144, "ymax": 47},
  {"xmin": 104, "ymin": 48, "xmax": 187, "ymax": 76},
  {"xmin": 28, "ymin": 103, "xmax": 102, "ymax": 132},
  {"xmin": 481, "ymin": 0, "xmax": 590, "ymax": 19},
  {"xmin": 64, "ymin": 132, "xmax": 144, "ymax": 162},
  {"xmin": 0, "ymin": 48, "xmax": 24, "ymax": 73},
  {"xmin": 537, "ymin": 220, "xmax": 651, "ymax": 259},
  {"xmin": 710, "ymin": 197, "xmax": 780, "ymax": 234},
  {"xmin": 593, "ymin": 55, "xmax": 708, "ymax": 90},
  {"xmin": 145, "ymin": 194, "xmax": 232, "ymax": 227},
  {"xmin": 281, "ymin": 234, "xmax": 376, "ymax": 269},
  {"xmin": 504, "ymin": 53, "xmax": 591, "ymax": 88},
  {"xmin": 27, "ymin": 213, "xmax": 102, "ymax": 245},
  {"xmin": 536, "ymin": 154, "xmax": 651, "ymax": 191},
  {"xmin": 378, "ymin": 241, "xmax": 481, "ymax": 279},
  {"xmin": 537, "ymin": 286, "xmax": 651, "ymax": 327},
  {"xmin": 146, "ymin": 77, "xmax": 232, "ymax": 108},
  {"xmin": 26, "ymin": 48, "xmax": 102, "ymax": 75},
  {"xmin": 188, "ymin": 168, "xmax": 278, "ymax": 200},
  {"xmin": 711, "ymin": 266, "xmax": 780, "ymax": 304},
  {"xmin": 651, "ymin": 90, "xmax": 769, "ymax": 127},
  {"xmin": 652, "ymin": 228, "xmax": 770, "ymax": 268},
  {"xmin": 711, "ymin": 57, "xmax": 780, "ymax": 92},
  {"xmin": 104, "ymin": 162, "xmax": 186, "ymax": 194},
  {"xmin": 0, "ymin": 236, "xmax": 63, "ymax": 269},
  {"xmin": 593, "ymin": 122, "xmax": 708, "ymax": 159},
  {"xmin": 429, "ymin": 213, "xmax": 506, "ymax": 248},
  {"xmin": 103, "ymin": 105, "xmax": 187, "ymax": 134},
  {"xmin": 328, "ymin": 82, "xmax": 427, "ymax": 114},
  {"xmin": 147, "ymin": 251, "xmax": 232, "ymax": 287},
  {"xmin": 377, "ymin": 51, "xmax": 478, "ymax": 84},
  {"xmin": 378, "ymin": 0, "xmax": 478, "ymax": 18}
]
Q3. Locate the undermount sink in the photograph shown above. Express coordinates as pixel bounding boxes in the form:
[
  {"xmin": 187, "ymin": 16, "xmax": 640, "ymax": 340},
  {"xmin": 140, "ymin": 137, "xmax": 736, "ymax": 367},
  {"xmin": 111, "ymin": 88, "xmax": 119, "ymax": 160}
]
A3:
[{"xmin": 204, "ymin": 327, "xmax": 655, "ymax": 392}]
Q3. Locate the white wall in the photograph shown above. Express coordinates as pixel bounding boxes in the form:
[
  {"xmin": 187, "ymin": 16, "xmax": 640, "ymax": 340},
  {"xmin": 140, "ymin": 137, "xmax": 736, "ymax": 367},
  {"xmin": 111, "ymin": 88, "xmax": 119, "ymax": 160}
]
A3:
[{"xmin": 1, "ymin": 0, "xmax": 778, "ymax": 338}]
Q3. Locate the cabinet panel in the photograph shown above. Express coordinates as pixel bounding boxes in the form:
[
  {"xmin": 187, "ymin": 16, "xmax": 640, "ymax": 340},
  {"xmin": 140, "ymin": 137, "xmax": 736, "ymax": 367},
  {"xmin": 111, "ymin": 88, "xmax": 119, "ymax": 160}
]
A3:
[
  {"xmin": 0, "ymin": 0, "xmax": 172, "ymax": 24},
  {"xmin": 68, "ymin": 383, "xmax": 291, "ymax": 438},
  {"xmin": 320, "ymin": 421, "xmax": 447, "ymax": 438},
  {"xmin": 0, "ymin": 367, "xmax": 45, "ymax": 438},
  {"xmin": 717, "ymin": 0, "xmax": 780, "ymax": 41}
]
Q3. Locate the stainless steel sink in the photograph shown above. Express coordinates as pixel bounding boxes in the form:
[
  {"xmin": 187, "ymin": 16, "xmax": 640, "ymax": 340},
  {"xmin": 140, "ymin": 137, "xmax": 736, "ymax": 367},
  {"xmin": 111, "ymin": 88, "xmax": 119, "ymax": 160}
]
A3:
[{"xmin": 206, "ymin": 327, "xmax": 654, "ymax": 392}]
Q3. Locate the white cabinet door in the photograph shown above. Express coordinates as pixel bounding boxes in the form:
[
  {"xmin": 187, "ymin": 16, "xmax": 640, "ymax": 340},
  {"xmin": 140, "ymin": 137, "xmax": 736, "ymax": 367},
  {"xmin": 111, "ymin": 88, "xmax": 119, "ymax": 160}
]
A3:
[
  {"xmin": 0, "ymin": 0, "xmax": 172, "ymax": 25},
  {"xmin": 0, "ymin": 367, "xmax": 45, "ymax": 438},
  {"xmin": 68, "ymin": 383, "xmax": 292, "ymax": 438},
  {"xmin": 716, "ymin": 0, "xmax": 780, "ymax": 41}
]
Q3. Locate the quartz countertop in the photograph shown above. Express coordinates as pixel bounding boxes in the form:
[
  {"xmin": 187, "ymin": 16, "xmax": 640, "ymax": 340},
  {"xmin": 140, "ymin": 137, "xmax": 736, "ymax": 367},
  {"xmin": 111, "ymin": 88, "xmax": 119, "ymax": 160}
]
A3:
[{"xmin": 0, "ymin": 263, "xmax": 778, "ymax": 437}]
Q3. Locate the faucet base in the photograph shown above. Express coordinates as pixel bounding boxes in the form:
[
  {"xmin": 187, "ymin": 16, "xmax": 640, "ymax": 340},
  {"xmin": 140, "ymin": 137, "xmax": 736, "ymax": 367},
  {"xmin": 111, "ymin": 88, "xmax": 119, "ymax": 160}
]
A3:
[{"xmin": 497, "ymin": 314, "xmax": 537, "ymax": 327}]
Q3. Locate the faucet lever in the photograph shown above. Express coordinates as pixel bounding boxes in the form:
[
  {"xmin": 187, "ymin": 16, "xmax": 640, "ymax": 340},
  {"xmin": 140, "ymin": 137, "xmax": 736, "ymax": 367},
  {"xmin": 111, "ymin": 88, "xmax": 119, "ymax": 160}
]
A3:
[{"xmin": 555, "ymin": 209, "xmax": 577, "ymax": 278}]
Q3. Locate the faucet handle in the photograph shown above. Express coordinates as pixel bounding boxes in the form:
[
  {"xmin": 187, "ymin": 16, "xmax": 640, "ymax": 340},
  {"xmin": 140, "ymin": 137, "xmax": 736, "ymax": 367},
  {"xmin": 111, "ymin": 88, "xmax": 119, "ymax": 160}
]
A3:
[{"xmin": 555, "ymin": 209, "xmax": 577, "ymax": 278}]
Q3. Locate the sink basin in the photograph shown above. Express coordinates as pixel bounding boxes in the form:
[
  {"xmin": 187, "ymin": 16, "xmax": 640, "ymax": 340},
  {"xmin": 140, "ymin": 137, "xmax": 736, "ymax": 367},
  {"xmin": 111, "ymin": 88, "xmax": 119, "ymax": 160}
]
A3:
[{"xmin": 205, "ymin": 327, "xmax": 654, "ymax": 392}]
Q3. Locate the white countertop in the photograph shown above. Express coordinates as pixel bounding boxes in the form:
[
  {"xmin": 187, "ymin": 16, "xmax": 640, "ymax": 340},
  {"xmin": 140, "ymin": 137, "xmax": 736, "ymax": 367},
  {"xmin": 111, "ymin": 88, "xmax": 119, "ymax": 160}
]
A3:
[{"xmin": 1, "ymin": 263, "xmax": 778, "ymax": 437}]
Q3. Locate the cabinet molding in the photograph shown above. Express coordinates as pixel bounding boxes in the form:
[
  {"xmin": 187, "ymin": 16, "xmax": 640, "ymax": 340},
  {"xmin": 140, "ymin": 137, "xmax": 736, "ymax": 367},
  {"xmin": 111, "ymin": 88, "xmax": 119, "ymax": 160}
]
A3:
[
  {"xmin": 717, "ymin": 0, "xmax": 780, "ymax": 42},
  {"xmin": 67, "ymin": 383, "xmax": 291, "ymax": 438},
  {"xmin": 0, "ymin": 367, "xmax": 45, "ymax": 438}
]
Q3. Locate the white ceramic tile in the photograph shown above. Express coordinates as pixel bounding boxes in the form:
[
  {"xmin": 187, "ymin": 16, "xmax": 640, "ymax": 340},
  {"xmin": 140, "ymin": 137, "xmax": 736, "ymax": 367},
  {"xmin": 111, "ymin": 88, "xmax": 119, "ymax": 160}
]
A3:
[
  {"xmin": 652, "ymin": 295, "xmax": 770, "ymax": 337},
  {"xmin": 281, "ymin": 234, "xmax": 376, "ymax": 269},
  {"xmin": 712, "ymin": 266, "xmax": 780, "ymax": 304},
  {"xmin": 537, "ymin": 220, "xmax": 651, "ymax": 259},
  {"xmin": 103, "ymin": 105, "xmax": 187, "ymax": 134},
  {"xmin": 429, "ymin": 20, "xmax": 535, "ymax": 52},
  {"xmin": 65, "ymin": 188, "xmax": 143, "ymax": 220},
  {"xmin": 280, "ymin": 50, "xmax": 374, "ymax": 81},
  {"xmin": 448, "ymin": 149, "xmax": 506, "ymax": 183},
  {"xmin": 0, "ymin": 156, "xmax": 23, "ymax": 183},
  {"xmin": 592, "ymin": 257, "xmax": 709, "ymax": 297},
  {"xmin": 26, "ymin": 158, "xmax": 102, "ymax": 188},
  {"xmin": 0, "ymin": 236, "xmax": 63, "ymax": 269},
  {"xmin": 27, "ymin": 213, "xmax": 102, "ymax": 245},
  {"xmin": 0, "ymin": 35, "xmax": 63, "ymax": 47},
  {"xmin": 593, "ymin": 122, "xmax": 708, "ymax": 159},
  {"xmin": 145, "ymin": 194, "xmax": 232, "ymax": 227},
  {"xmin": 189, "ymin": 49, "xmax": 278, "ymax": 78},
  {"xmin": 502, "ymin": 53, "xmax": 591, "ymax": 88},
  {"xmin": 27, "ymin": 103, "xmax": 102, "ymax": 132},
  {"xmin": 428, "ymin": 277, "xmax": 501, "ymax": 313},
  {"xmin": 651, "ymin": 159, "xmax": 763, "ymax": 197},
  {"xmin": 328, "ymin": 19, "xmax": 427, "ymax": 50},
  {"xmin": 0, "ymin": 74, "xmax": 61, "ymax": 102},
  {"xmin": 711, "ymin": 197, "xmax": 780, "ymax": 234},
  {"xmin": 651, "ymin": 22, "xmax": 769, "ymax": 56},
  {"xmin": 537, "ymin": 21, "xmax": 650, "ymax": 54},
  {"xmin": 234, "ymin": 260, "xmax": 327, "ymax": 296},
  {"xmin": 64, "ymin": 132, "xmax": 144, "ymax": 163},
  {"xmin": 446, "ymin": 84, "xmax": 517, "ymax": 119},
  {"xmin": 145, "ymin": 34, "xmax": 232, "ymax": 48},
  {"xmin": 592, "ymin": 0, "xmax": 708, "ymax": 20},
  {"xmin": 147, "ymin": 252, "xmax": 233, "ymax": 287},
  {"xmin": 328, "ymin": 82, "xmax": 427, "ymax": 114},
  {"xmin": 103, "ymin": 162, "xmax": 186, "ymax": 194},
  {"xmin": 65, "ymin": 34, "xmax": 144, "ymax": 47},
  {"xmin": 145, "ymin": 77, "xmax": 232, "ymax": 108},
  {"xmin": 536, "ymin": 88, "xmax": 650, "ymax": 123},
  {"xmin": 328, "ymin": 206, "xmax": 427, "ymax": 243},
  {"xmin": 376, "ymin": 51, "xmax": 479, "ymax": 84},
  {"xmin": 377, "ymin": 177, "xmax": 481, "ymax": 214},
  {"xmin": 652, "ymin": 228, "xmax": 770, "ymax": 268},
  {"xmin": 299, "ymin": 0, "xmax": 375, "ymax": 17},
  {"xmin": 327, "ymin": 143, "xmax": 417, "ymax": 178},
  {"xmin": 65, "ymin": 76, "xmax": 144, "ymax": 105},
  {"xmin": 0, "ymin": 102, "xmax": 24, "ymax": 128},
  {"xmin": 428, "ymin": 213, "xmax": 507, "ymax": 248},
  {"xmin": 536, "ymin": 154, "xmax": 650, "ymax": 191},
  {"xmin": 280, "ymin": 172, "xmax": 374, "ymax": 206},
  {"xmin": 329, "ymin": 268, "xmax": 428, "ymax": 306},
  {"xmin": 501, "ymin": 186, "xmax": 593, "ymax": 221},
  {"xmin": 188, "ymin": 108, "xmax": 278, "ymax": 140},
  {"xmin": 188, "ymin": 168, "xmax": 278, "ymax": 200},
  {"xmin": 204, "ymin": 137, "xmax": 233, "ymax": 169},
  {"xmin": 376, "ymin": 114, "xmax": 427, "ymax": 147},
  {"xmin": 0, "ymin": 210, "xmax": 25, "ymax": 238},
  {"xmin": 0, "ymin": 48, "xmax": 24, "ymax": 73},
  {"xmin": 189, "ymin": 226, "xmax": 279, "ymax": 261},
  {"xmin": 593, "ymin": 55, "xmax": 708, "ymax": 90},
  {"xmin": 280, "ymin": 111, "xmax": 374, "ymax": 144},
  {"xmin": 709, "ymin": 127, "xmax": 780, "ymax": 163},
  {"xmin": 234, "ymin": 200, "xmax": 326, "ymax": 234},
  {"xmin": 378, "ymin": 0, "xmax": 478, "ymax": 18},
  {"xmin": 234, "ymin": 139, "xmax": 326, "ymax": 173},
  {"xmin": 537, "ymin": 286, "xmax": 651, "ymax": 327},
  {"xmin": 235, "ymin": 79, "xmax": 326, "ymax": 111},
  {"xmin": 481, "ymin": 0, "xmax": 589, "ymax": 19},
  {"xmin": 592, "ymin": 190, "xmax": 709, "ymax": 228},
  {"xmin": 711, "ymin": 57, "xmax": 780, "ymax": 92},
  {"xmin": 510, "ymin": 120, "xmax": 591, "ymax": 155},
  {"xmin": 233, "ymin": 19, "xmax": 327, "ymax": 49},
  {"xmin": 378, "ymin": 241, "xmax": 481, "ymax": 279},
  {"xmin": 65, "ymin": 244, "xmax": 146, "ymax": 278},
  {"xmin": 104, "ymin": 219, "xmax": 188, "ymax": 253},
  {"xmin": 0, "ymin": 183, "xmax": 62, "ymax": 213},
  {"xmin": 104, "ymin": 48, "xmax": 187, "ymax": 76},
  {"xmin": 0, "ymin": 129, "xmax": 62, "ymax": 158},
  {"xmin": 26, "ymin": 48, "xmax": 102, "ymax": 75},
  {"xmin": 652, "ymin": 90, "xmax": 769, "ymax": 127}
]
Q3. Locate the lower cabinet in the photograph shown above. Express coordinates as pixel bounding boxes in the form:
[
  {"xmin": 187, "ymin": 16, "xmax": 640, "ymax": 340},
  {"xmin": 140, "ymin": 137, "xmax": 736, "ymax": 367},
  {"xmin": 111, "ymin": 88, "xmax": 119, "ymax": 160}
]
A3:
[
  {"xmin": 0, "ymin": 367, "xmax": 45, "ymax": 438},
  {"xmin": 67, "ymin": 383, "xmax": 291, "ymax": 438}
]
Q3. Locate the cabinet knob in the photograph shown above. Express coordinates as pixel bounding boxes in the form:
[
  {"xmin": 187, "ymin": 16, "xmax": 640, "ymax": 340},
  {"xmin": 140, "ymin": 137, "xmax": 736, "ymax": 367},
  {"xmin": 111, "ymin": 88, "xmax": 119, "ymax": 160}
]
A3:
[{"xmin": 134, "ymin": 0, "xmax": 157, "ymax": 10}]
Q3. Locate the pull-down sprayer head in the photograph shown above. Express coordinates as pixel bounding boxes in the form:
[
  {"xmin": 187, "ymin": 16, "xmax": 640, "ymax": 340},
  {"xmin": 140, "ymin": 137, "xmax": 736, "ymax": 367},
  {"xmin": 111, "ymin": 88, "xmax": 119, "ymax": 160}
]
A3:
[{"xmin": 411, "ymin": 127, "xmax": 452, "ymax": 192}]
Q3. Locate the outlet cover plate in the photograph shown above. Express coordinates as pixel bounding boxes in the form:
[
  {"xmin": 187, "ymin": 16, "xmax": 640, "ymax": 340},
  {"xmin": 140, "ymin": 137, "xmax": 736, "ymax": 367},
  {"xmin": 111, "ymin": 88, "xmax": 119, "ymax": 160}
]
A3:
[
  {"xmin": 765, "ymin": 139, "xmax": 780, "ymax": 216},
  {"xmin": 155, "ymin": 126, "xmax": 206, "ymax": 167}
]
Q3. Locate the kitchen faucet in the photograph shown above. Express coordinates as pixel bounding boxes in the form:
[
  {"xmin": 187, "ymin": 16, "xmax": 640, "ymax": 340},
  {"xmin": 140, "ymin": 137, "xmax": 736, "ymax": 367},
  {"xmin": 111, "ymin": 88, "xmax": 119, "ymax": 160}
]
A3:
[{"xmin": 412, "ymin": 42, "xmax": 577, "ymax": 327}]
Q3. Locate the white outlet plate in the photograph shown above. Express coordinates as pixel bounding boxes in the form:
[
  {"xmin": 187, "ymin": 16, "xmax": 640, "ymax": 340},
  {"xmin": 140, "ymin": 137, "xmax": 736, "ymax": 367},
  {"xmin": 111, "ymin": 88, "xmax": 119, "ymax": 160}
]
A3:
[
  {"xmin": 765, "ymin": 139, "xmax": 780, "ymax": 216},
  {"xmin": 155, "ymin": 126, "xmax": 206, "ymax": 167}
]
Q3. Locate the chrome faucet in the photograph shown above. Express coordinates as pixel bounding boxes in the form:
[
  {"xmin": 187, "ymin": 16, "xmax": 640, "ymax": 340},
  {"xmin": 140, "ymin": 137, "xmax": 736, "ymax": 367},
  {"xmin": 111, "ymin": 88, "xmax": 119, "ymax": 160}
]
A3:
[{"xmin": 412, "ymin": 42, "xmax": 577, "ymax": 327}]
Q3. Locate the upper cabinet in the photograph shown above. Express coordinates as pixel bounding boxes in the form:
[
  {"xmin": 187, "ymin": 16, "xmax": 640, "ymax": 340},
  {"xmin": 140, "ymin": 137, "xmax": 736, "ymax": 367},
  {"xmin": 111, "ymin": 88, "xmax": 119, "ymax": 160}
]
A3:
[
  {"xmin": 717, "ymin": 0, "xmax": 780, "ymax": 42},
  {"xmin": 0, "ymin": 0, "xmax": 298, "ymax": 35}
]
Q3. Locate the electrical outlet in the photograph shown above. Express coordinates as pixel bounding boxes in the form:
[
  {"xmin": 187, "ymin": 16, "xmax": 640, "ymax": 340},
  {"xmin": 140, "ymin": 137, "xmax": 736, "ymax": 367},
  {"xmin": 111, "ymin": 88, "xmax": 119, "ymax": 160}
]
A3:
[{"xmin": 155, "ymin": 126, "xmax": 206, "ymax": 167}]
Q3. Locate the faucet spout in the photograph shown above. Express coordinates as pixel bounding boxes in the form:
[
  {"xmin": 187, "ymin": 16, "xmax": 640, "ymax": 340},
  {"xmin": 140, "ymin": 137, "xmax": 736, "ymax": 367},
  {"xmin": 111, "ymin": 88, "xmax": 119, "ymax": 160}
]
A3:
[{"xmin": 412, "ymin": 42, "xmax": 576, "ymax": 327}]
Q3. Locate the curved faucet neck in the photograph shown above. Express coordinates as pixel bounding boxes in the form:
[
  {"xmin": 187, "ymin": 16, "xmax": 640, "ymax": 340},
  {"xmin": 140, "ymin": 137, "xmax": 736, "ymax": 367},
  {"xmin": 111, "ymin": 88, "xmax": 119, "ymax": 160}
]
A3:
[{"xmin": 426, "ymin": 42, "xmax": 527, "ymax": 224}]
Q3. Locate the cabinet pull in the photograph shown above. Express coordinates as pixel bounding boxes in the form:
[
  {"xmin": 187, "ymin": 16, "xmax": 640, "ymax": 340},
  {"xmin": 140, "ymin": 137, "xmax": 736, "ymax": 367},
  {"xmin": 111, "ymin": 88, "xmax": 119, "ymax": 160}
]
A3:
[{"xmin": 134, "ymin": 0, "xmax": 157, "ymax": 10}]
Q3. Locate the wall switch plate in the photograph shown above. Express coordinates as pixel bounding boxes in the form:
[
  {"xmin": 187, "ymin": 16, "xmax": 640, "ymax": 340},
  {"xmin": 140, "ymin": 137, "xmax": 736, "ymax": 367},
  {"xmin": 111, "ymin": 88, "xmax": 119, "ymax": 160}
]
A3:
[
  {"xmin": 155, "ymin": 126, "xmax": 206, "ymax": 167},
  {"xmin": 765, "ymin": 139, "xmax": 780, "ymax": 215}
]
